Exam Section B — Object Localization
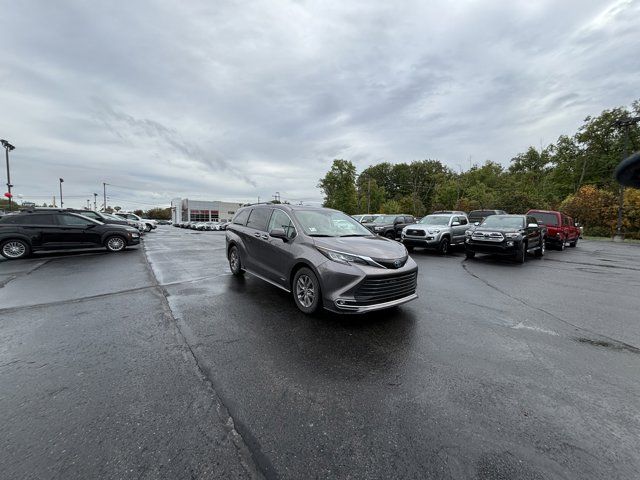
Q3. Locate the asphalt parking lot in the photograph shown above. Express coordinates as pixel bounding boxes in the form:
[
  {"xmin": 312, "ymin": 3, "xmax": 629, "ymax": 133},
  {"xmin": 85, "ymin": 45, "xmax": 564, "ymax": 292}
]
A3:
[{"xmin": 1, "ymin": 227, "xmax": 639, "ymax": 479}]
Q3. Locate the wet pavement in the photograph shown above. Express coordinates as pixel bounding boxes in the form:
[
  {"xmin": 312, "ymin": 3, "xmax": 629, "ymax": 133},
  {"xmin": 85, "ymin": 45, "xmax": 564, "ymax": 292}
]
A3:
[{"xmin": 1, "ymin": 227, "xmax": 640, "ymax": 479}]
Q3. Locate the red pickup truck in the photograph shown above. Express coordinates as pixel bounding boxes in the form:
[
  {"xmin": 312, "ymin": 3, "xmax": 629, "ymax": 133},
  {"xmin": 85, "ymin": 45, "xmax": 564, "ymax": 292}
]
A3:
[{"xmin": 526, "ymin": 209, "xmax": 580, "ymax": 250}]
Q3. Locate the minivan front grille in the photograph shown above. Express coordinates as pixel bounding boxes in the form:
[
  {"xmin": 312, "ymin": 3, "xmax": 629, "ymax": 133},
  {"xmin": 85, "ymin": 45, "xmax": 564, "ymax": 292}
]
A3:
[{"xmin": 354, "ymin": 271, "xmax": 417, "ymax": 305}]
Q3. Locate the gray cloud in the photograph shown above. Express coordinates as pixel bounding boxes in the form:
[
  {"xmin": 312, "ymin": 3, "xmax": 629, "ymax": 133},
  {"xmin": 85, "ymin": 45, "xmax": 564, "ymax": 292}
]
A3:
[{"xmin": 0, "ymin": 0, "xmax": 639, "ymax": 210}]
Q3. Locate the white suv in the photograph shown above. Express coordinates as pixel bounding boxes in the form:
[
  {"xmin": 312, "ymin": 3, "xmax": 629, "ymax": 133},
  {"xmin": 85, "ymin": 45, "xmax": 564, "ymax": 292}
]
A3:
[{"xmin": 116, "ymin": 213, "xmax": 157, "ymax": 232}]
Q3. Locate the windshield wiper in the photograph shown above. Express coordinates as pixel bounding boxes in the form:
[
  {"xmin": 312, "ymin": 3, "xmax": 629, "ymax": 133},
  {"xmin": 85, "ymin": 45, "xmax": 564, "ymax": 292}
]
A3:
[
  {"xmin": 307, "ymin": 233, "xmax": 335, "ymax": 237},
  {"xmin": 338, "ymin": 234, "xmax": 370, "ymax": 237}
]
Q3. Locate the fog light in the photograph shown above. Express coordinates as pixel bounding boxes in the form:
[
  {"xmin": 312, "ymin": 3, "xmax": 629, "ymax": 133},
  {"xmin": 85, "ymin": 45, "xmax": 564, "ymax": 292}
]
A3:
[
  {"xmin": 507, "ymin": 241, "xmax": 514, "ymax": 246},
  {"xmin": 336, "ymin": 300, "xmax": 345, "ymax": 305}
]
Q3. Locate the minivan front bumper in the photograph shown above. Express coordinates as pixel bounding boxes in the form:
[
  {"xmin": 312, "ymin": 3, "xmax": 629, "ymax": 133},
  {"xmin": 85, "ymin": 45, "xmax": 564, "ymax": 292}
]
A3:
[{"xmin": 317, "ymin": 258, "xmax": 419, "ymax": 314}]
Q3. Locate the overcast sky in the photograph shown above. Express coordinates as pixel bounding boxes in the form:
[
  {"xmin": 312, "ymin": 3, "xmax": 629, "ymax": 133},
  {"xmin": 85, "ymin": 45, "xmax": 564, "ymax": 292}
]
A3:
[{"xmin": 1, "ymin": 0, "xmax": 639, "ymax": 210}]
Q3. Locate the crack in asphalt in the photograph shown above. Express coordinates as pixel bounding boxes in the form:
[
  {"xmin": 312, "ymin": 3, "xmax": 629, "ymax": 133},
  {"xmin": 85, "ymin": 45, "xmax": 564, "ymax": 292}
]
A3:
[
  {"xmin": 460, "ymin": 260, "xmax": 640, "ymax": 354},
  {"xmin": 141, "ymin": 240, "xmax": 271, "ymax": 480}
]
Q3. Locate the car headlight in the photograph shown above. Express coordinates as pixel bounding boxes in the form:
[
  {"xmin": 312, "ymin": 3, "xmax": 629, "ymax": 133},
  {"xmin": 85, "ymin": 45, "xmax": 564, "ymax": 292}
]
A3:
[
  {"xmin": 427, "ymin": 229, "xmax": 440, "ymax": 234},
  {"xmin": 317, "ymin": 246, "xmax": 368, "ymax": 265},
  {"xmin": 465, "ymin": 230, "xmax": 473, "ymax": 236},
  {"xmin": 505, "ymin": 233, "xmax": 521, "ymax": 239},
  {"xmin": 374, "ymin": 226, "xmax": 383, "ymax": 231}
]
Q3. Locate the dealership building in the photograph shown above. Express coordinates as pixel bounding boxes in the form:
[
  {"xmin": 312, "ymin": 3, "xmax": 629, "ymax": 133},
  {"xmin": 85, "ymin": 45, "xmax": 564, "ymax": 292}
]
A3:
[{"xmin": 170, "ymin": 198, "xmax": 245, "ymax": 223}]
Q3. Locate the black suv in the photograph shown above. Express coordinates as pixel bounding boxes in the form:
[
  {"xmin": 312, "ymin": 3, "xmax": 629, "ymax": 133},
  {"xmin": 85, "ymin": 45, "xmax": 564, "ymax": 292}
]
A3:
[
  {"xmin": 465, "ymin": 214, "xmax": 545, "ymax": 264},
  {"xmin": 363, "ymin": 214, "xmax": 416, "ymax": 239},
  {"xmin": 0, "ymin": 210, "xmax": 140, "ymax": 260}
]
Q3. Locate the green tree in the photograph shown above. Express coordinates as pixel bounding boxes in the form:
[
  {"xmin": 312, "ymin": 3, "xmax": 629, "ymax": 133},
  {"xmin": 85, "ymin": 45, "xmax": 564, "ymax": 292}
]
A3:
[{"xmin": 318, "ymin": 159, "xmax": 358, "ymax": 214}]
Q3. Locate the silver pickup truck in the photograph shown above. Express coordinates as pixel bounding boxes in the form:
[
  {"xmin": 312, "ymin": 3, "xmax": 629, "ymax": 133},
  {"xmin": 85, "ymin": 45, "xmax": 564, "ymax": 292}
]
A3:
[{"xmin": 401, "ymin": 213, "xmax": 470, "ymax": 255}]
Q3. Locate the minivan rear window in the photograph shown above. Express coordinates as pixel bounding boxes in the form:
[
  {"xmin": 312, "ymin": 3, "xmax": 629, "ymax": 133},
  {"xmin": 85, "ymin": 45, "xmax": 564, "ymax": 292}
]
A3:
[{"xmin": 232, "ymin": 209, "xmax": 250, "ymax": 225}]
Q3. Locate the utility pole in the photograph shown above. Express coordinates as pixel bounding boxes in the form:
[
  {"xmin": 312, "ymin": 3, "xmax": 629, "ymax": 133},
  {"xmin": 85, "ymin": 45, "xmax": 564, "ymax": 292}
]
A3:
[
  {"xmin": 613, "ymin": 116, "xmax": 640, "ymax": 241},
  {"xmin": 1, "ymin": 139, "xmax": 15, "ymax": 211},
  {"xmin": 59, "ymin": 178, "xmax": 64, "ymax": 208},
  {"xmin": 86, "ymin": 199, "xmax": 90, "ymax": 209},
  {"xmin": 103, "ymin": 182, "xmax": 107, "ymax": 211},
  {"xmin": 93, "ymin": 193, "xmax": 97, "ymax": 211},
  {"xmin": 367, "ymin": 176, "xmax": 371, "ymax": 214}
]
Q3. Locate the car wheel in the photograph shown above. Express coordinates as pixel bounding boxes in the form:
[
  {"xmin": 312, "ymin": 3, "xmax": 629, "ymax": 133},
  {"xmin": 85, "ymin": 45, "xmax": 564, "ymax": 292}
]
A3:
[
  {"xmin": 228, "ymin": 245, "xmax": 244, "ymax": 275},
  {"xmin": 516, "ymin": 242, "xmax": 526, "ymax": 264},
  {"xmin": 105, "ymin": 235, "xmax": 126, "ymax": 252},
  {"xmin": 385, "ymin": 231, "xmax": 395, "ymax": 240},
  {"xmin": 535, "ymin": 236, "xmax": 545, "ymax": 257},
  {"xmin": 1, "ymin": 239, "xmax": 30, "ymax": 260},
  {"xmin": 559, "ymin": 239, "xmax": 565, "ymax": 251},
  {"xmin": 569, "ymin": 237, "xmax": 578, "ymax": 248},
  {"xmin": 144, "ymin": 224, "xmax": 152, "ymax": 232},
  {"xmin": 465, "ymin": 250, "xmax": 475, "ymax": 259},
  {"xmin": 438, "ymin": 237, "xmax": 450, "ymax": 255},
  {"xmin": 293, "ymin": 267, "xmax": 322, "ymax": 314}
]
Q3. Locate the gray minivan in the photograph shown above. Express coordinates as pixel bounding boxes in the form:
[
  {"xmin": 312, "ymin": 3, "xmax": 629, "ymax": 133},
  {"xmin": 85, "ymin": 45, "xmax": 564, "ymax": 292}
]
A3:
[{"xmin": 225, "ymin": 204, "xmax": 418, "ymax": 314}]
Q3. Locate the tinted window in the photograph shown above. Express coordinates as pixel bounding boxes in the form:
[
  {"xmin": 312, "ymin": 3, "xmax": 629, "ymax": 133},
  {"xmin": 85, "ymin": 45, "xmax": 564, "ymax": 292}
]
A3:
[
  {"xmin": 268, "ymin": 209, "xmax": 296, "ymax": 239},
  {"xmin": 79, "ymin": 211, "xmax": 100, "ymax": 220},
  {"xmin": 531, "ymin": 212, "xmax": 559, "ymax": 226},
  {"xmin": 232, "ymin": 209, "xmax": 250, "ymax": 225},
  {"xmin": 0, "ymin": 214, "xmax": 55, "ymax": 225},
  {"xmin": 459, "ymin": 217, "xmax": 468, "ymax": 225},
  {"xmin": 246, "ymin": 208, "xmax": 272, "ymax": 231},
  {"xmin": 404, "ymin": 216, "xmax": 414, "ymax": 224},
  {"xmin": 58, "ymin": 214, "xmax": 93, "ymax": 226}
]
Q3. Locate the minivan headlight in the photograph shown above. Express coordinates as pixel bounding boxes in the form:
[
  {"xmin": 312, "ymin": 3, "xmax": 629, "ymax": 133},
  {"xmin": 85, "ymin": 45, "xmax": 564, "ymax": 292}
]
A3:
[
  {"xmin": 317, "ymin": 246, "xmax": 368, "ymax": 265},
  {"xmin": 504, "ymin": 232, "xmax": 521, "ymax": 239}
]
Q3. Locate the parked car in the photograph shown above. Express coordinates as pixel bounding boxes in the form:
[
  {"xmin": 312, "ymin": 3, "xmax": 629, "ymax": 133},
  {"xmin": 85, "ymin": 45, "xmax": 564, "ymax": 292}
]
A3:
[
  {"xmin": 401, "ymin": 213, "xmax": 470, "ymax": 254},
  {"xmin": 465, "ymin": 214, "xmax": 545, "ymax": 264},
  {"xmin": 0, "ymin": 210, "xmax": 140, "ymax": 259},
  {"xmin": 157, "ymin": 220, "xmax": 172, "ymax": 225},
  {"xmin": 226, "ymin": 204, "xmax": 418, "ymax": 314},
  {"xmin": 468, "ymin": 209, "xmax": 507, "ymax": 225},
  {"xmin": 352, "ymin": 214, "xmax": 379, "ymax": 224},
  {"xmin": 526, "ymin": 209, "xmax": 580, "ymax": 250},
  {"xmin": 363, "ymin": 214, "xmax": 417, "ymax": 239},
  {"xmin": 115, "ymin": 213, "xmax": 157, "ymax": 232}
]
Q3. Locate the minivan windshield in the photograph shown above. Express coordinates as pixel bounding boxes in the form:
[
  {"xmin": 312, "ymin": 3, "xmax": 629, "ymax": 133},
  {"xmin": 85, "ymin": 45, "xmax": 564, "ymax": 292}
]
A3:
[
  {"xmin": 418, "ymin": 215, "xmax": 450, "ymax": 225},
  {"xmin": 480, "ymin": 216, "xmax": 524, "ymax": 229},
  {"xmin": 294, "ymin": 210, "xmax": 373, "ymax": 237}
]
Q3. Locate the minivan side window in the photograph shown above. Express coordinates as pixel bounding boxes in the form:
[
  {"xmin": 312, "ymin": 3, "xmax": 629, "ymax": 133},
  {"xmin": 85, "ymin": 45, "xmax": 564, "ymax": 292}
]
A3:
[
  {"xmin": 268, "ymin": 209, "xmax": 296, "ymax": 239},
  {"xmin": 246, "ymin": 208, "xmax": 272, "ymax": 231},
  {"xmin": 232, "ymin": 209, "xmax": 250, "ymax": 225}
]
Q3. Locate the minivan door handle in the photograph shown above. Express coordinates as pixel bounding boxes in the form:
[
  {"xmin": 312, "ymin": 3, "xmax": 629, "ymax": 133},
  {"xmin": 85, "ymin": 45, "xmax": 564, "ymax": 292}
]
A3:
[
  {"xmin": 254, "ymin": 232, "xmax": 261, "ymax": 237},
  {"xmin": 260, "ymin": 234, "xmax": 268, "ymax": 240}
]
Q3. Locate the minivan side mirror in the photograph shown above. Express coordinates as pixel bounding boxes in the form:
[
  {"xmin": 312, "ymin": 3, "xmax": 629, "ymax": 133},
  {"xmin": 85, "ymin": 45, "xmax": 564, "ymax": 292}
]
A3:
[{"xmin": 269, "ymin": 228, "xmax": 288, "ymax": 241}]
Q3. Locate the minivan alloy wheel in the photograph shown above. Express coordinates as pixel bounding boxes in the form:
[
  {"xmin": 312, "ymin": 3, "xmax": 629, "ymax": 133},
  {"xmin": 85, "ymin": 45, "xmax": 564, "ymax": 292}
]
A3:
[
  {"xmin": 296, "ymin": 274, "xmax": 315, "ymax": 308},
  {"xmin": 2, "ymin": 240, "xmax": 27, "ymax": 259}
]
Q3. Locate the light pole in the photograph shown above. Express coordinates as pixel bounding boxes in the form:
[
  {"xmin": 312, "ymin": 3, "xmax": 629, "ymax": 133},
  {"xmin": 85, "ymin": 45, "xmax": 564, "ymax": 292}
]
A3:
[
  {"xmin": 93, "ymin": 193, "xmax": 98, "ymax": 211},
  {"xmin": 613, "ymin": 116, "xmax": 640, "ymax": 241},
  {"xmin": 59, "ymin": 178, "xmax": 64, "ymax": 208},
  {"xmin": 103, "ymin": 182, "xmax": 107, "ymax": 211},
  {"xmin": 1, "ymin": 139, "xmax": 15, "ymax": 211}
]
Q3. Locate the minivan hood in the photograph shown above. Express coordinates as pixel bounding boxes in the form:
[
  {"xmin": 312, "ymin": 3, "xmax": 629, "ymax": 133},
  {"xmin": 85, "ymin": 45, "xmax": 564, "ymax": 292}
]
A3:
[{"xmin": 312, "ymin": 235, "xmax": 407, "ymax": 259}]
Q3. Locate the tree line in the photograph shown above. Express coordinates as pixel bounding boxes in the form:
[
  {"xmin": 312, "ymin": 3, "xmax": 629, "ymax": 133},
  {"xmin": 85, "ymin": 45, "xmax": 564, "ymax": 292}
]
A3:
[{"xmin": 318, "ymin": 100, "xmax": 640, "ymax": 238}]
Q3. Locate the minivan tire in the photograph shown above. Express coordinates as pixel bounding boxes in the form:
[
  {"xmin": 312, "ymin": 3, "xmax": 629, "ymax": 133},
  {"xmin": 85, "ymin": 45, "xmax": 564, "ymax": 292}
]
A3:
[
  {"xmin": 1, "ymin": 239, "xmax": 30, "ymax": 260},
  {"xmin": 516, "ymin": 242, "xmax": 526, "ymax": 264},
  {"xmin": 105, "ymin": 235, "xmax": 126, "ymax": 252},
  {"xmin": 228, "ymin": 245, "xmax": 244, "ymax": 275},
  {"xmin": 293, "ymin": 267, "xmax": 322, "ymax": 314}
]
